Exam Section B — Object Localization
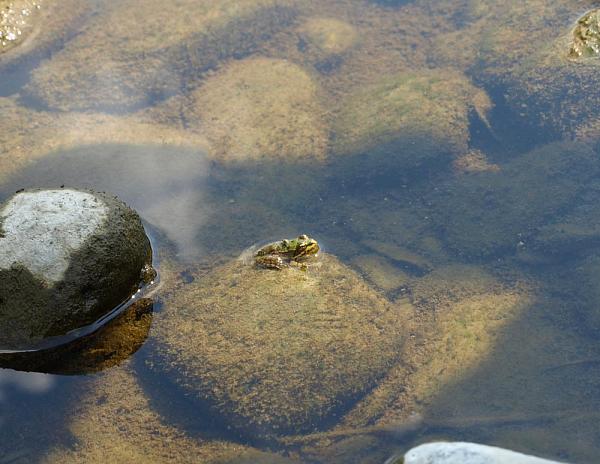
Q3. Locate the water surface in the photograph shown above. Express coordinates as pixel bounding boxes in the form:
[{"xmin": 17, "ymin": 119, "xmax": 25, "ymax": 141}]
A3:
[{"xmin": 1, "ymin": 0, "xmax": 600, "ymax": 462}]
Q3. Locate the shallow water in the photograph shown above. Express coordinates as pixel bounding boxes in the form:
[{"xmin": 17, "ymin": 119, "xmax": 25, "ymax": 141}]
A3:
[{"xmin": 2, "ymin": 0, "xmax": 600, "ymax": 462}]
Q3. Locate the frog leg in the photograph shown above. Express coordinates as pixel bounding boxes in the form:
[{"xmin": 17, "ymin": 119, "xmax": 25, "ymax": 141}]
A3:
[{"xmin": 255, "ymin": 254, "xmax": 285, "ymax": 270}]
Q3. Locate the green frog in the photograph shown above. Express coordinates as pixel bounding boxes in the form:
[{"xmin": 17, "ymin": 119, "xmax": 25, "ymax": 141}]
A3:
[{"xmin": 254, "ymin": 234, "xmax": 320, "ymax": 270}]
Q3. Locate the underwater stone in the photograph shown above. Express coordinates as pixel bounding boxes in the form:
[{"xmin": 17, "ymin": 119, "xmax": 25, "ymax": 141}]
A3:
[
  {"xmin": 189, "ymin": 57, "xmax": 328, "ymax": 163},
  {"xmin": 0, "ymin": 188, "xmax": 151, "ymax": 350},
  {"xmin": 148, "ymin": 253, "xmax": 408, "ymax": 440},
  {"xmin": 569, "ymin": 9, "xmax": 600, "ymax": 58},
  {"xmin": 403, "ymin": 442, "xmax": 564, "ymax": 464},
  {"xmin": 24, "ymin": 0, "xmax": 297, "ymax": 112},
  {"xmin": 297, "ymin": 17, "xmax": 358, "ymax": 56},
  {"xmin": 331, "ymin": 69, "xmax": 491, "ymax": 174},
  {"xmin": 0, "ymin": 0, "xmax": 40, "ymax": 53}
]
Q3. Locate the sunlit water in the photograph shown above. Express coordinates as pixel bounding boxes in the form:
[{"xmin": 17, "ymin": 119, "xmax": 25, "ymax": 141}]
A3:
[{"xmin": 1, "ymin": 0, "xmax": 600, "ymax": 463}]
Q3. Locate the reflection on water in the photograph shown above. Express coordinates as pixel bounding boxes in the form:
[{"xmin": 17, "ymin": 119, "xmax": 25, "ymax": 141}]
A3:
[
  {"xmin": 0, "ymin": 368, "xmax": 54, "ymax": 399},
  {"xmin": 1, "ymin": 144, "xmax": 212, "ymax": 260},
  {"xmin": 2, "ymin": 0, "xmax": 600, "ymax": 463}
]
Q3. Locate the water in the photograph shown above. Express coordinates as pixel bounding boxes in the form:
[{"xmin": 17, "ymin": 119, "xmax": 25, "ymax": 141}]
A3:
[{"xmin": 1, "ymin": 0, "xmax": 600, "ymax": 462}]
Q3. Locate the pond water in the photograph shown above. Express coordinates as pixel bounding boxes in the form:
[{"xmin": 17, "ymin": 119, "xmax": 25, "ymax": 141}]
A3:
[{"xmin": 2, "ymin": 0, "xmax": 600, "ymax": 463}]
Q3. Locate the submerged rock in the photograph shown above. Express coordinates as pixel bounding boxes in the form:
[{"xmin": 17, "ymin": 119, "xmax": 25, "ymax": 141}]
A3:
[
  {"xmin": 24, "ymin": 0, "xmax": 296, "ymax": 112},
  {"xmin": 403, "ymin": 442, "xmax": 564, "ymax": 464},
  {"xmin": 331, "ymin": 69, "xmax": 491, "ymax": 174},
  {"xmin": 148, "ymin": 253, "xmax": 409, "ymax": 439},
  {"xmin": 298, "ymin": 17, "xmax": 358, "ymax": 58},
  {"xmin": 0, "ymin": 188, "xmax": 152, "ymax": 350},
  {"xmin": 444, "ymin": 1, "xmax": 600, "ymax": 139},
  {"xmin": 569, "ymin": 9, "xmax": 600, "ymax": 58},
  {"xmin": 41, "ymin": 367, "xmax": 301, "ymax": 464},
  {"xmin": 188, "ymin": 57, "xmax": 329, "ymax": 163},
  {"xmin": 0, "ymin": 0, "xmax": 40, "ymax": 52},
  {"xmin": 429, "ymin": 141, "xmax": 600, "ymax": 258}
]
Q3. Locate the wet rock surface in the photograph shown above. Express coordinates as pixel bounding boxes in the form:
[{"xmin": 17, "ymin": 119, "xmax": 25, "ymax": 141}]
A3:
[
  {"xmin": 0, "ymin": 298, "xmax": 154, "ymax": 374},
  {"xmin": 0, "ymin": 0, "xmax": 40, "ymax": 52},
  {"xmin": 147, "ymin": 253, "xmax": 409, "ymax": 440},
  {"xmin": 403, "ymin": 442, "xmax": 564, "ymax": 464},
  {"xmin": 0, "ymin": 188, "xmax": 151, "ymax": 350},
  {"xmin": 569, "ymin": 9, "xmax": 600, "ymax": 58}
]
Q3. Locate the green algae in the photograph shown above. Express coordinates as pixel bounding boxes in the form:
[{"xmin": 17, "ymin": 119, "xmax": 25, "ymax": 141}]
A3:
[
  {"xmin": 186, "ymin": 57, "xmax": 329, "ymax": 163},
  {"xmin": 40, "ymin": 367, "xmax": 302, "ymax": 464}
]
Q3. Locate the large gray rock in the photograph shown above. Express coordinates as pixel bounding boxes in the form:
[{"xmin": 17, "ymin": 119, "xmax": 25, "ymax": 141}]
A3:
[
  {"xmin": 0, "ymin": 188, "xmax": 152, "ymax": 350},
  {"xmin": 402, "ymin": 442, "xmax": 565, "ymax": 464}
]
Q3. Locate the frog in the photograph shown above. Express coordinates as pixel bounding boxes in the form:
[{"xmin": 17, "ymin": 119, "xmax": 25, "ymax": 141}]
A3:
[{"xmin": 254, "ymin": 234, "xmax": 320, "ymax": 270}]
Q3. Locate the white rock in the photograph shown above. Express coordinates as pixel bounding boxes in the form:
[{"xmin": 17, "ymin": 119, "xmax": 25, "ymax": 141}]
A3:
[
  {"xmin": 0, "ymin": 189, "xmax": 108, "ymax": 284},
  {"xmin": 403, "ymin": 442, "xmax": 566, "ymax": 464},
  {"xmin": 0, "ymin": 188, "xmax": 151, "ymax": 350}
]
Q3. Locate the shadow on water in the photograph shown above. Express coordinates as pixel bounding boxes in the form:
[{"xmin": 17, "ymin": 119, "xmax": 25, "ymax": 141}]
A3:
[
  {"xmin": 0, "ymin": 369, "xmax": 82, "ymax": 462},
  {"xmin": 413, "ymin": 288, "xmax": 600, "ymax": 464}
]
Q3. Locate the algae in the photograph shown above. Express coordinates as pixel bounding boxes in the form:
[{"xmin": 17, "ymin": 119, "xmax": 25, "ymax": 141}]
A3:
[{"xmin": 40, "ymin": 367, "xmax": 301, "ymax": 464}]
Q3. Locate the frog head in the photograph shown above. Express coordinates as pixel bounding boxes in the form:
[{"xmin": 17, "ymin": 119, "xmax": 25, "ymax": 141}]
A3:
[{"xmin": 289, "ymin": 234, "xmax": 320, "ymax": 260}]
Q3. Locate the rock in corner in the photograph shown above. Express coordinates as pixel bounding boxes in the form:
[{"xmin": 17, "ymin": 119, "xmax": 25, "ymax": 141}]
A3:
[
  {"xmin": 402, "ymin": 442, "xmax": 566, "ymax": 464},
  {"xmin": 0, "ymin": 188, "xmax": 152, "ymax": 350}
]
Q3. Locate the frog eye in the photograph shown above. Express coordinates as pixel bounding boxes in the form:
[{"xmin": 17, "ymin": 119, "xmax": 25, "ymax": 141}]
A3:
[{"xmin": 299, "ymin": 234, "xmax": 308, "ymax": 240}]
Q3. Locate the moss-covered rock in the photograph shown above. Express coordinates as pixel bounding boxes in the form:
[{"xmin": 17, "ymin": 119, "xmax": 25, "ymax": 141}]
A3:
[
  {"xmin": 40, "ymin": 367, "xmax": 301, "ymax": 464},
  {"xmin": 453, "ymin": 149, "xmax": 500, "ymax": 175},
  {"xmin": 432, "ymin": 1, "xmax": 600, "ymax": 139},
  {"xmin": 331, "ymin": 69, "xmax": 491, "ymax": 174},
  {"xmin": 569, "ymin": 8, "xmax": 600, "ymax": 58},
  {"xmin": 187, "ymin": 57, "xmax": 328, "ymax": 163},
  {"xmin": 340, "ymin": 265, "xmax": 533, "ymax": 428},
  {"xmin": 296, "ymin": 17, "xmax": 358, "ymax": 67},
  {"xmin": 147, "ymin": 253, "xmax": 409, "ymax": 439},
  {"xmin": 24, "ymin": 0, "xmax": 296, "ymax": 112}
]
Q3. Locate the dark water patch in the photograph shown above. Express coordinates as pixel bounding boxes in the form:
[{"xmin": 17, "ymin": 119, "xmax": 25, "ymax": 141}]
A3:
[
  {"xmin": 0, "ymin": 369, "xmax": 82, "ymax": 462},
  {"xmin": 465, "ymin": 107, "xmax": 505, "ymax": 157},
  {"xmin": 470, "ymin": 82, "xmax": 559, "ymax": 158},
  {"xmin": 370, "ymin": 0, "xmax": 413, "ymax": 7},
  {"xmin": 314, "ymin": 54, "xmax": 344, "ymax": 74}
]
